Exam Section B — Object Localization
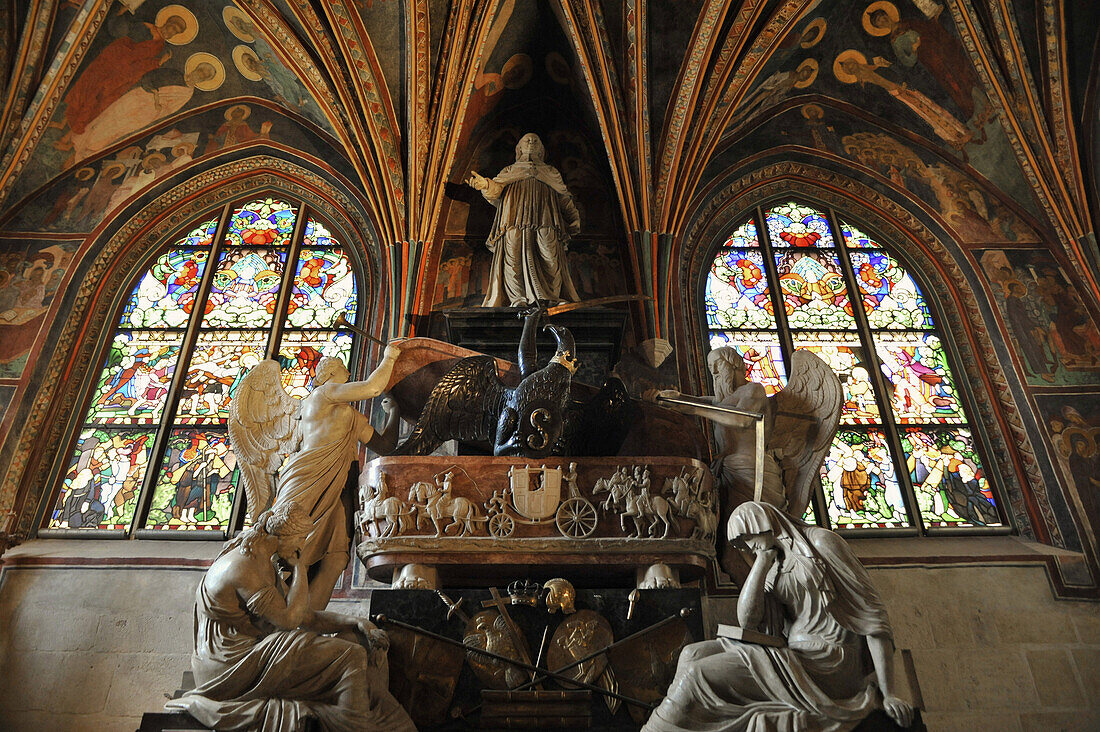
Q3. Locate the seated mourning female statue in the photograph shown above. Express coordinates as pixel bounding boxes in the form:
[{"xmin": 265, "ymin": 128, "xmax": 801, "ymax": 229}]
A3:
[
  {"xmin": 166, "ymin": 502, "xmax": 414, "ymax": 732},
  {"xmin": 643, "ymin": 501, "xmax": 914, "ymax": 731}
]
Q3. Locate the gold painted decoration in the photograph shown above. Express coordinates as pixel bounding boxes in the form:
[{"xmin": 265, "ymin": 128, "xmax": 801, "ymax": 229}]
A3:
[
  {"xmin": 233, "ymin": 46, "xmax": 263, "ymax": 81},
  {"xmin": 185, "ymin": 53, "xmax": 227, "ymax": 92},
  {"xmin": 223, "ymin": 6, "xmax": 257, "ymax": 42},
  {"xmin": 548, "ymin": 609, "xmax": 613, "ymax": 688},
  {"xmin": 862, "ymin": 1, "xmax": 900, "ymax": 37},
  {"xmin": 156, "ymin": 5, "xmax": 199, "ymax": 46},
  {"xmin": 800, "ymin": 18, "xmax": 826, "ymax": 48},
  {"xmin": 833, "ymin": 50, "xmax": 869, "ymax": 85},
  {"xmin": 793, "ymin": 59, "xmax": 819, "ymax": 89},
  {"xmin": 463, "ymin": 610, "xmax": 532, "ymax": 690},
  {"xmin": 74, "ymin": 167, "xmax": 95, "ymax": 181}
]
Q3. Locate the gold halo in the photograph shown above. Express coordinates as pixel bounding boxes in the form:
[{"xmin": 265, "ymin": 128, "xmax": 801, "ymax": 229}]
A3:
[
  {"xmin": 74, "ymin": 167, "xmax": 95, "ymax": 181},
  {"xmin": 793, "ymin": 59, "xmax": 819, "ymax": 88},
  {"xmin": 800, "ymin": 18, "xmax": 827, "ymax": 48},
  {"xmin": 185, "ymin": 52, "xmax": 226, "ymax": 92},
  {"xmin": 101, "ymin": 161, "xmax": 127, "ymax": 180},
  {"xmin": 223, "ymin": 6, "xmax": 256, "ymax": 42},
  {"xmin": 233, "ymin": 45, "xmax": 262, "ymax": 81},
  {"xmin": 801, "ymin": 103, "xmax": 825, "ymax": 121},
  {"xmin": 833, "ymin": 49, "xmax": 868, "ymax": 84},
  {"xmin": 862, "ymin": 1, "xmax": 899, "ymax": 37},
  {"xmin": 501, "ymin": 53, "xmax": 533, "ymax": 89},
  {"xmin": 142, "ymin": 151, "xmax": 167, "ymax": 169},
  {"xmin": 225, "ymin": 104, "xmax": 251, "ymax": 121},
  {"xmin": 156, "ymin": 5, "xmax": 199, "ymax": 46}
]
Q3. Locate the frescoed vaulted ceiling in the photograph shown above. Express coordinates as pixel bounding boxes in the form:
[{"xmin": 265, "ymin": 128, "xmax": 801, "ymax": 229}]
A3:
[{"xmin": 0, "ymin": 0, "xmax": 1096, "ymax": 331}]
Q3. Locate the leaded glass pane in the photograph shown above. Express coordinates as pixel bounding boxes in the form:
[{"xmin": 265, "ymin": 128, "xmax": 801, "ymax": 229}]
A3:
[
  {"xmin": 839, "ymin": 221, "xmax": 878, "ymax": 249},
  {"xmin": 277, "ymin": 331, "xmax": 354, "ymax": 399},
  {"xmin": 708, "ymin": 331, "xmax": 786, "ymax": 394},
  {"xmin": 707, "ymin": 249, "xmax": 777, "ymax": 329},
  {"xmin": 724, "ymin": 219, "xmax": 759, "ymax": 249},
  {"xmin": 803, "ymin": 500, "xmax": 817, "ymax": 525},
  {"xmin": 48, "ymin": 428, "xmax": 155, "ymax": 530},
  {"xmin": 902, "ymin": 428, "xmax": 1000, "ymax": 528},
  {"xmin": 849, "ymin": 250, "xmax": 933, "ymax": 329},
  {"xmin": 86, "ymin": 331, "xmax": 182, "ymax": 424},
  {"xmin": 178, "ymin": 218, "xmax": 218, "ymax": 248},
  {"xmin": 144, "ymin": 429, "xmax": 239, "ymax": 531},
  {"xmin": 765, "ymin": 201, "xmax": 835, "ymax": 248},
  {"xmin": 285, "ymin": 248, "xmax": 358, "ymax": 328},
  {"xmin": 225, "ymin": 198, "xmax": 297, "ymax": 247},
  {"xmin": 120, "ymin": 250, "xmax": 209, "ymax": 329},
  {"xmin": 176, "ymin": 331, "xmax": 268, "ymax": 425},
  {"xmin": 774, "ymin": 251, "xmax": 856, "ymax": 329},
  {"xmin": 875, "ymin": 333, "xmax": 965, "ymax": 424},
  {"xmin": 792, "ymin": 334, "xmax": 882, "ymax": 425},
  {"xmin": 821, "ymin": 430, "xmax": 909, "ymax": 528},
  {"xmin": 200, "ymin": 248, "xmax": 288, "ymax": 329}
]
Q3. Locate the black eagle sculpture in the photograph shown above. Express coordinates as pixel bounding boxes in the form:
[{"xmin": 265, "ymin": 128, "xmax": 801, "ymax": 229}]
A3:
[{"xmin": 393, "ymin": 309, "xmax": 588, "ymax": 458}]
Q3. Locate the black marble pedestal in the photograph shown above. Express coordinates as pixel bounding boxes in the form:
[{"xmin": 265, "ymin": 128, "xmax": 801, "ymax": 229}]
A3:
[
  {"xmin": 441, "ymin": 307, "xmax": 629, "ymax": 386},
  {"xmin": 371, "ymin": 587, "xmax": 703, "ymax": 731}
]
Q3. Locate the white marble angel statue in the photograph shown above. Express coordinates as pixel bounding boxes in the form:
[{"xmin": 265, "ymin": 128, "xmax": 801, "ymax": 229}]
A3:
[
  {"xmin": 657, "ymin": 347, "xmax": 842, "ymax": 575},
  {"xmin": 466, "ymin": 132, "xmax": 582, "ymax": 307},
  {"xmin": 643, "ymin": 501, "xmax": 914, "ymax": 731},
  {"xmin": 229, "ymin": 345, "xmax": 402, "ymax": 609},
  {"xmin": 166, "ymin": 501, "xmax": 416, "ymax": 731}
]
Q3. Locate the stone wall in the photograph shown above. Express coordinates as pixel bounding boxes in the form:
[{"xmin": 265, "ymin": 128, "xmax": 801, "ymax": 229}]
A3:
[{"xmin": 0, "ymin": 541, "xmax": 1096, "ymax": 731}]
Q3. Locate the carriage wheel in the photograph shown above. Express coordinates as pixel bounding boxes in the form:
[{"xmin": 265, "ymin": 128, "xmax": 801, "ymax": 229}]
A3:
[
  {"xmin": 556, "ymin": 498, "xmax": 598, "ymax": 538},
  {"xmin": 489, "ymin": 512, "xmax": 515, "ymax": 538}
]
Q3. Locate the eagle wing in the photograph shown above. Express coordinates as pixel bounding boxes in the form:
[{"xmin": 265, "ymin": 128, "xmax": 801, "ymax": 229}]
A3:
[{"xmin": 393, "ymin": 356, "xmax": 508, "ymax": 455}]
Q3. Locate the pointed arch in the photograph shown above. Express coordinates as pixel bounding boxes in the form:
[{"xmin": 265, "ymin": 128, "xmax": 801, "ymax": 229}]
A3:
[{"xmin": 2, "ymin": 156, "xmax": 383, "ymax": 537}]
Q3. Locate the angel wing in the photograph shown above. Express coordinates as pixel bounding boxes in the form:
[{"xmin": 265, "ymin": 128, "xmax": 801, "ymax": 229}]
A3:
[
  {"xmin": 228, "ymin": 360, "xmax": 300, "ymax": 520},
  {"xmin": 768, "ymin": 350, "xmax": 843, "ymax": 517},
  {"xmin": 392, "ymin": 356, "xmax": 509, "ymax": 455}
]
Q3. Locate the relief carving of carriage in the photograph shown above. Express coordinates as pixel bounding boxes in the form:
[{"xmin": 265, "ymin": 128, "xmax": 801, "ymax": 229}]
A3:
[{"xmin": 484, "ymin": 464, "xmax": 598, "ymax": 539}]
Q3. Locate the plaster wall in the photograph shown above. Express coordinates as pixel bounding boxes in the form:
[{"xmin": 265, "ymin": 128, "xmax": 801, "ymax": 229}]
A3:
[{"xmin": 0, "ymin": 543, "xmax": 1096, "ymax": 731}]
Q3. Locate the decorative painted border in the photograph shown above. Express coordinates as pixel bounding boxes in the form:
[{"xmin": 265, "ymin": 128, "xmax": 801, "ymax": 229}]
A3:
[{"xmin": 2, "ymin": 156, "xmax": 380, "ymax": 535}]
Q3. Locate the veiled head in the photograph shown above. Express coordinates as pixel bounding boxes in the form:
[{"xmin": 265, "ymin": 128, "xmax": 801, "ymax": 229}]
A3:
[{"xmin": 515, "ymin": 133, "xmax": 545, "ymax": 163}]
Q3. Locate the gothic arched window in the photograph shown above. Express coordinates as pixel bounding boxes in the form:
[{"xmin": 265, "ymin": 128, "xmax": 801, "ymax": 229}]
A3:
[
  {"xmin": 43, "ymin": 196, "xmax": 360, "ymax": 538},
  {"xmin": 705, "ymin": 200, "xmax": 1005, "ymax": 532}
]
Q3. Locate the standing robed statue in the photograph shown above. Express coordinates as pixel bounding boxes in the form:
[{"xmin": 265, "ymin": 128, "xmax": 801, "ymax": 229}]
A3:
[{"xmin": 467, "ymin": 132, "xmax": 583, "ymax": 308}]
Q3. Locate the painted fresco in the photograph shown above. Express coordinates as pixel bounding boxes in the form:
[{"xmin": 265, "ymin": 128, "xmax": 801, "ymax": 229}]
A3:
[
  {"xmin": 720, "ymin": 1, "xmax": 1041, "ymax": 227},
  {"xmin": 0, "ymin": 386, "xmax": 14, "ymax": 424},
  {"xmin": 0, "ymin": 238, "xmax": 79, "ymax": 378},
  {"xmin": 433, "ymin": 237, "xmax": 627, "ymax": 308},
  {"xmin": 1036, "ymin": 393, "xmax": 1100, "ymax": 551},
  {"xmin": 16, "ymin": 1, "xmax": 332, "ymax": 204},
  {"xmin": 4, "ymin": 102, "xmax": 340, "ymax": 233},
  {"xmin": 978, "ymin": 249, "xmax": 1100, "ymax": 386},
  {"xmin": 713, "ymin": 103, "xmax": 1039, "ymax": 244}
]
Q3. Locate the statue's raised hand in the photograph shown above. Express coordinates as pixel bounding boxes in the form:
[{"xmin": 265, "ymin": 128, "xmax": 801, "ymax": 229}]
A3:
[{"xmin": 466, "ymin": 171, "xmax": 488, "ymax": 190}]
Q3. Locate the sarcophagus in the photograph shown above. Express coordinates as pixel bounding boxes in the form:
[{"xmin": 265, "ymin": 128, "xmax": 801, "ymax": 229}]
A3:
[{"xmin": 355, "ymin": 455, "xmax": 718, "ymax": 585}]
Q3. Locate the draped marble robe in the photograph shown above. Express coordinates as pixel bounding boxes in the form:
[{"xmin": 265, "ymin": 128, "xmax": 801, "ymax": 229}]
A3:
[
  {"xmin": 478, "ymin": 133, "xmax": 582, "ymax": 308},
  {"xmin": 643, "ymin": 502, "xmax": 894, "ymax": 732}
]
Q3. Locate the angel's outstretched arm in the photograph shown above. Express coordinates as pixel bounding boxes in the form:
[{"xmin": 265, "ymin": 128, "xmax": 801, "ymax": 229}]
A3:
[{"xmin": 326, "ymin": 343, "xmax": 403, "ymax": 402}]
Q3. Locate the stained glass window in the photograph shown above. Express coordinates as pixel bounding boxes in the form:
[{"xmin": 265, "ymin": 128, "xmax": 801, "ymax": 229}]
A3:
[
  {"xmin": 705, "ymin": 200, "xmax": 1003, "ymax": 533},
  {"xmin": 46, "ymin": 198, "xmax": 360, "ymax": 537}
]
